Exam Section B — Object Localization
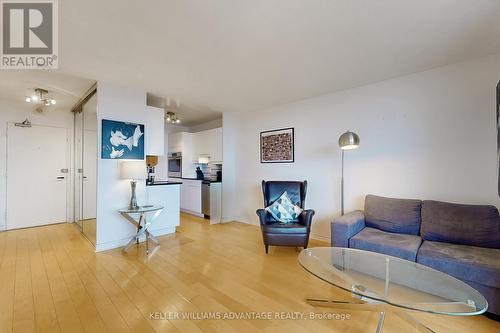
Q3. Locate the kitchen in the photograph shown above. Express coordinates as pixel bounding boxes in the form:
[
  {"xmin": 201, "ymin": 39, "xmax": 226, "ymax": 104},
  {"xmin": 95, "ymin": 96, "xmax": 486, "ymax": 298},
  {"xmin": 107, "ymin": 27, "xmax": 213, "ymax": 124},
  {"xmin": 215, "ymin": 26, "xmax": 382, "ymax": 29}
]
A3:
[{"xmin": 148, "ymin": 116, "xmax": 223, "ymax": 224}]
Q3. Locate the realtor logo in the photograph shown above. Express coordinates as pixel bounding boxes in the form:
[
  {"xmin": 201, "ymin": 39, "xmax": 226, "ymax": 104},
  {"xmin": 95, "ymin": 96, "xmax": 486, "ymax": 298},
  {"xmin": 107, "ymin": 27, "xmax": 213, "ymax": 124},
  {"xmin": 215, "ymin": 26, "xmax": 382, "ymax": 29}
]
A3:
[{"xmin": 1, "ymin": 0, "xmax": 58, "ymax": 69}]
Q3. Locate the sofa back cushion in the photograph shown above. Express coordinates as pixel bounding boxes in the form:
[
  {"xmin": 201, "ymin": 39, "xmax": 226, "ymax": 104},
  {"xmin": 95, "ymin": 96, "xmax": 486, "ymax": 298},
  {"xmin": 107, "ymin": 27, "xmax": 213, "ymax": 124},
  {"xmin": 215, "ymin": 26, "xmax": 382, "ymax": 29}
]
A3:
[
  {"xmin": 421, "ymin": 200, "xmax": 500, "ymax": 249},
  {"xmin": 364, "ymin": 195, "xmax": 422, "ymax": 235}
]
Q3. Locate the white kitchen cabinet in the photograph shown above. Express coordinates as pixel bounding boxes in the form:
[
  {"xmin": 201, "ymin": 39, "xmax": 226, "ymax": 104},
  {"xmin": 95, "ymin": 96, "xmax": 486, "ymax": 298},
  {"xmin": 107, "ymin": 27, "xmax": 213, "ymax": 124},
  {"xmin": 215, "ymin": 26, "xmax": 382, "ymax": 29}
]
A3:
[
  {"xmin": 209, "ymin": 182, "xmax": 222, "ymax": 224},
  {"xmin": 145, "ymin": 106, "xmax": 165, "ymax": 156},
  {"xmin": 190, "ymin": 128, "xmax": 222, "ymax": 163},
  {"xmin": 180, "ymin": 179, "xmax": 202, "ymax": 217},
  {"xmin": 168, "ymin": 132, "xmax": 183, "ymax": 153},
  {"xmin": 167, "ymin": 131, "xmax": 195, "ymax": 177},
  {"xmin": 210, "ymin": 128, "xmax": 222, "ymax": 162}
]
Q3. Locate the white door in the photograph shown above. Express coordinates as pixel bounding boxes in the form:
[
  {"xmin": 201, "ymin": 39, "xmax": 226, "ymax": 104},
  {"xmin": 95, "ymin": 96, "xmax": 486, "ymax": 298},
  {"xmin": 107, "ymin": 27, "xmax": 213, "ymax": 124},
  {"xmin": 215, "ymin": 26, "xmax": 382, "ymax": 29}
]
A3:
[{"xmin": 6, "ymin": 124, "xmax": 68, "ymax": 229}]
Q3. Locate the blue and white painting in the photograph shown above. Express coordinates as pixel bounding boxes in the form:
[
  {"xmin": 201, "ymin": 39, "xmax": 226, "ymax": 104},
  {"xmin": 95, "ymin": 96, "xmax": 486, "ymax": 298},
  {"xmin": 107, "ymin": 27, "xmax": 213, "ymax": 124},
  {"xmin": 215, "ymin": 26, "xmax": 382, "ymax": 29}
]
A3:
[{"xmin": 101, "ymin": 119, "xmax": 144, "ymax": 159}]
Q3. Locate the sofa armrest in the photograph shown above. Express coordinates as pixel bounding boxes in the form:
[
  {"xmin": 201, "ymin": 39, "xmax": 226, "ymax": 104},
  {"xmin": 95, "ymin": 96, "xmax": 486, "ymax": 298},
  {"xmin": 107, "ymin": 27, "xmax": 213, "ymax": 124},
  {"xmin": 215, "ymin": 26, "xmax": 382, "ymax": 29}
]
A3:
[
  {"xmin": 298, "ymin": 209, "xmax": 315, "ymax": 227},
  {"xmin": 256, "ymin": 209, "xmax": 269, "ymax": 225},
  {"xmin": 331, "ymin": 210, "xmax": 365, "ymax": 247}
]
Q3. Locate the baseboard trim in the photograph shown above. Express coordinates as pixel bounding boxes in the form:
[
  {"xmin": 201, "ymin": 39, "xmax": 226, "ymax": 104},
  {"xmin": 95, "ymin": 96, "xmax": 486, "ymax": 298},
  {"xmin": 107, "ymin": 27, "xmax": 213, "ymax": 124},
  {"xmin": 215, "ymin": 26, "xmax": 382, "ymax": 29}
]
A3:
[
  {"xmin": 310, "ymin": 233, "xmax": 330, "ymax": 243},
  {"xmin": 95, "ymin": 227, "xmax": 176, "ymax": 252},
  {"xmin": 180, "ymin": 209, "xmax": 204, "ymax": 218},
  {"xmin": 221, "ymin": 216, "xmax": 247, "ymax": 223}
]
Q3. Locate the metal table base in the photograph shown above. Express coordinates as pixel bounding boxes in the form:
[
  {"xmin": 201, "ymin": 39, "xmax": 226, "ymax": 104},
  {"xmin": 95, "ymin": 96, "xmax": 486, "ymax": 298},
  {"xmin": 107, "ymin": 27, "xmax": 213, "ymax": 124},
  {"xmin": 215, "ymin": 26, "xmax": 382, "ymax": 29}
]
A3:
[{"xmin": 119, "ymin": 206, "xmax": 163, "ymax": 255}]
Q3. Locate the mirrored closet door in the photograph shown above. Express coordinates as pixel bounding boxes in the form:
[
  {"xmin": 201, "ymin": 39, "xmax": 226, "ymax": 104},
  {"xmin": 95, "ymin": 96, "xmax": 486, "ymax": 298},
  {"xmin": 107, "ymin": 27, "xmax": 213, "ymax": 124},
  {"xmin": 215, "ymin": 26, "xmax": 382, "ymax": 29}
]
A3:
[{"xmin": 74, "ymin": 91, "xmax": 97, "ymax": 245}]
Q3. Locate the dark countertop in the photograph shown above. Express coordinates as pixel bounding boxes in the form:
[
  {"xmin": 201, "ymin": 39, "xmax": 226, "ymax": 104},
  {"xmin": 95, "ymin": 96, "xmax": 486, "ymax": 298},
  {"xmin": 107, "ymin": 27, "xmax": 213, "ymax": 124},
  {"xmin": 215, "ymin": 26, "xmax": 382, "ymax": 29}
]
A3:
[
  {"xmin": 176, "ymin": 177, "xmax": 222, "ymax": 183},
  {"xmin": 146, "ymin": 180, "xmax": 182, "ymax": 186}
]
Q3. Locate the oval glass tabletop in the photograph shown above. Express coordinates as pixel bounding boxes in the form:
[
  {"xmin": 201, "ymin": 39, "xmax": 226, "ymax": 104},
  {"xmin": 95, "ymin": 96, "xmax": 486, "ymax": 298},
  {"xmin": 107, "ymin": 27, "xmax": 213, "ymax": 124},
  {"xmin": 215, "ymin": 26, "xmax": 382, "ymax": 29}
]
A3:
[{"xmin": 298, "ymin": 247, "xmax": 487, "ymax": 316}]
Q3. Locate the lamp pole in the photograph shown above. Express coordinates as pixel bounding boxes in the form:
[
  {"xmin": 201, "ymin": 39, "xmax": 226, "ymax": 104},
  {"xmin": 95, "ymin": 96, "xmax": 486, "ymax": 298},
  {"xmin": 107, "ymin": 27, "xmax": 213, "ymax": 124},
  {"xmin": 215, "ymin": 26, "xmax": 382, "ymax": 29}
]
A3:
[
  {"xmin": 341, "ymin": 149, "xmax": 345, "ymax": 215},
  {"xmin": 338, "ymin": 131, "xmax": 360, "ymax": 216}
]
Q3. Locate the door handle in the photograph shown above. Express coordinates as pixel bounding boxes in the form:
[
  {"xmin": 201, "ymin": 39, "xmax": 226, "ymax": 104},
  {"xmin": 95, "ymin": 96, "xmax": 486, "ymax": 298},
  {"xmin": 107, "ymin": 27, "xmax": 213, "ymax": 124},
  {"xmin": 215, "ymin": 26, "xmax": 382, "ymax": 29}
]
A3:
[{"xmin": 56, "ymin": 176, "xmax": 65, "ymax": 180}]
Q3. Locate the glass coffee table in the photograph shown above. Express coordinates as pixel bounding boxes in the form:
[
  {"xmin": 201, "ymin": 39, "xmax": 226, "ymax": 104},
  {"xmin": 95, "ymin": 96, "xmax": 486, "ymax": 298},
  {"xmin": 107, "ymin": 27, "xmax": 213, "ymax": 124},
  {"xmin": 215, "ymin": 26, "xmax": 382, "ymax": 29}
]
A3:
[{"xmin": 298, "ymin": 247, "xmax": 487, "ymax": 333}]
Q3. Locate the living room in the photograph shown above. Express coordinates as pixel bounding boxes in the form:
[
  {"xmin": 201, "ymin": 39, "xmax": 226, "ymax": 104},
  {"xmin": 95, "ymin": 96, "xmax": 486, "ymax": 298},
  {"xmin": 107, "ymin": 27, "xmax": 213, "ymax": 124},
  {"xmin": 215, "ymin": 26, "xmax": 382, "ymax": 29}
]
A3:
[{"xmin": 0, "ymin": 1, "xmax": 499, "ymax": 332}]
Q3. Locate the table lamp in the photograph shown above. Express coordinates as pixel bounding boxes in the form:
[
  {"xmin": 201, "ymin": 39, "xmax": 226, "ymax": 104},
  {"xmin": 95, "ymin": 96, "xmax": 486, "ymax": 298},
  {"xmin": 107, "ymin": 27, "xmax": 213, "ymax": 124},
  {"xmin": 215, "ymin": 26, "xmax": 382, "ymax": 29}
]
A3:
[
  {"xmin": 120, "ymin": 161, "xmax": 146, "ymax": 210},
  {"xmin": 338, "ymin": 131, "xmax": 360, "ymax": 215}
]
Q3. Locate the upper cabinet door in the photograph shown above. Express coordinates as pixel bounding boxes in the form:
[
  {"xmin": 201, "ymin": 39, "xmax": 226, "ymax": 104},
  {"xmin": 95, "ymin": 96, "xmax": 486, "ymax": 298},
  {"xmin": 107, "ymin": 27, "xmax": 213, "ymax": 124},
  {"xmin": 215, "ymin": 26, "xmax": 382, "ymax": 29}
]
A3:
[
  {"xmin": 205, "ymin": 128, "xmax": 222, "ymax": 162},
  {"xmin": 145, "ymin": 106, "xmax": 165, "ymax": 156}
]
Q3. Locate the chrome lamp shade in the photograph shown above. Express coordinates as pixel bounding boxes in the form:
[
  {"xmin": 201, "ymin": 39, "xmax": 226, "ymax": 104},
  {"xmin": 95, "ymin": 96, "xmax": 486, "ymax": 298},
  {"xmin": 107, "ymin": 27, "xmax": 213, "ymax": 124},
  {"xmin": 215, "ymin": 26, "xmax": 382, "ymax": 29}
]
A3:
[{"xmin": 339, "ymin": 131, "xmax": 360, "ymax": 150}]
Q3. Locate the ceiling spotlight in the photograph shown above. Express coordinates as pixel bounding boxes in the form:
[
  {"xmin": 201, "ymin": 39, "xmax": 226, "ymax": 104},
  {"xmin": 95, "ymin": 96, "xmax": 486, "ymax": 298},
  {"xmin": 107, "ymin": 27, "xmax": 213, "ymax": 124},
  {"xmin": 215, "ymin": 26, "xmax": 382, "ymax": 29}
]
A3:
[
  {"xmin": 25, "ymin": 88, "xmax": 56, "ymax": 108},
  {"xmin": 176, "ymin": 119, "xmax": 180, "ymax": 124}
]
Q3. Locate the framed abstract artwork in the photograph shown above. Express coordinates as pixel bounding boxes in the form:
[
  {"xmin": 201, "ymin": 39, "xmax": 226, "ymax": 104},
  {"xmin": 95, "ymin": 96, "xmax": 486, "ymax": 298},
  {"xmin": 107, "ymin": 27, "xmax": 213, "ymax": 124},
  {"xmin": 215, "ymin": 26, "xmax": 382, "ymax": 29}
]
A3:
[
  {"xmin": 101, "ymin": 119, "xmax": 145, "ymax": 159},
  {"xmin": 260, "ymin": 127, "xmax": 294, "ymax": 163}
]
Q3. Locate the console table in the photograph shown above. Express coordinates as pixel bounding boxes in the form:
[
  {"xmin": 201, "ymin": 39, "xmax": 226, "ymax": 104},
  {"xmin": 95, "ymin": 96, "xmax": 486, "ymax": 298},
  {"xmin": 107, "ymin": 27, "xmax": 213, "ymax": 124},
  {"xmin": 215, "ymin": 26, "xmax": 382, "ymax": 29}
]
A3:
[{"xmin": 118, "ymin": 205, "xmax": 163, "ymax": 255}]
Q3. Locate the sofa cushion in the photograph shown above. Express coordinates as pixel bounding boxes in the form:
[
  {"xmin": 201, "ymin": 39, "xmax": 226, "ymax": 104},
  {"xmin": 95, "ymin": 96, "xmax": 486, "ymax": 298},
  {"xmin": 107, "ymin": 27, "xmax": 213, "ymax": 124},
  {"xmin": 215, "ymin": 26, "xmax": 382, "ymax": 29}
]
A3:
[
  {"xmin": 262, "ymin": 222, "xmax": 308, "ymax": 234},
  {"xmin": 364, "ymin": 195, "xmax": 422, "ymax": 235},
  {"xmin": 350, "ymin": 227, "xmax": 422, "ymax": 261},
  {"xmin": 417, "ymin": 241, "xmax": 500, "ymax": 288},
  {"xmin": 421, "ymin": 200, "xmax": 500, "ymax": 249}
]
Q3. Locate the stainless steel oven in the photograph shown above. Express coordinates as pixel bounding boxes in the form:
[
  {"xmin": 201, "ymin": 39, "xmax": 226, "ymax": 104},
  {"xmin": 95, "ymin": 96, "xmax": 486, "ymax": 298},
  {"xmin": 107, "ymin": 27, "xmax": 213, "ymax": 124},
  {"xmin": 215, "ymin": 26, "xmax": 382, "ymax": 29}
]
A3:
[{"xmin": 168, "ymin": 152, "xmax": 182, "ymax": 178}]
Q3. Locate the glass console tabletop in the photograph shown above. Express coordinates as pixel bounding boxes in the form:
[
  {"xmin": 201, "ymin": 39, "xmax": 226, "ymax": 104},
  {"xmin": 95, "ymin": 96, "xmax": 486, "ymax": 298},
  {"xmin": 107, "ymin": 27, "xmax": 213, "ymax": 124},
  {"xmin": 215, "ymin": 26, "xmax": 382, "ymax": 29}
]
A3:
[
  {"xmin": 118, "ymin": 205, "xmax": 164, "ymax": 214},
  {"xmin": 299, "ymin": 248, "xmax": 488, "ymax": 332}
]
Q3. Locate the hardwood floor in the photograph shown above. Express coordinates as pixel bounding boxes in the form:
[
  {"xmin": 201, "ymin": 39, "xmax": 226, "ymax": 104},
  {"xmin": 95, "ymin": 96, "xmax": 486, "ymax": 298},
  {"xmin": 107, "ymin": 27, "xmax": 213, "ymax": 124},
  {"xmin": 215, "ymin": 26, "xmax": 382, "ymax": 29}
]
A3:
[{"xmin": 0, "ymin": 213, "xmax": 498, "ymax": 333}]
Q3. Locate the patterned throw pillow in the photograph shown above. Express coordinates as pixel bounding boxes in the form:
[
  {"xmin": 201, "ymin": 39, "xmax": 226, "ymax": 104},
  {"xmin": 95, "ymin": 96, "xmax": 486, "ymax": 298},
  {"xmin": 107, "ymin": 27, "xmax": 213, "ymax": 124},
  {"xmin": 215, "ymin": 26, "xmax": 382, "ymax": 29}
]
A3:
[{"xmin": 265, "ymin": 191, "xmax": 303, "ymax": 223}]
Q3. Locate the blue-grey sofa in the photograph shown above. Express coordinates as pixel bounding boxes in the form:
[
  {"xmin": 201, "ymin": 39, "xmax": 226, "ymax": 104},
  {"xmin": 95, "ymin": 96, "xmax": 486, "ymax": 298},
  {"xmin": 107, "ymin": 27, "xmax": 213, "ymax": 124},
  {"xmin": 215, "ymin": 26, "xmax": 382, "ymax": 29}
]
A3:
[{"xmin": 331, "ymin": 195, "xmax": 500, "ymax": 315}]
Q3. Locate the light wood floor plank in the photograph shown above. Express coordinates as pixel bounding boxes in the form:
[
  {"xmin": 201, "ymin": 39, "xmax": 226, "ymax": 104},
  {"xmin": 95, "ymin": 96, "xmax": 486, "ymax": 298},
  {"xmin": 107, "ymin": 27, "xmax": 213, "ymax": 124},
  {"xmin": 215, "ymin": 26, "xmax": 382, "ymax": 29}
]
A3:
[
  {"xmin": 45, "ymin": 226, "xmax": 108, "ymax": 333},
  {"xmin": 56, "ymin": 225, "xmax": 134, "ymax": 333},
  {"xmin": 27, "ymin": 228, "xmax": 60, "ymax": 333},
  {"xmin": 0, "ymin": 213, "xmax": 498, "ymax": 333},
  {"xmin": 0, "ymin": 231, "xmax": 14, "ymax": 333},
  {"xmin": 38, "ymin": 226, "xmax": 85, "ymax": 333}
]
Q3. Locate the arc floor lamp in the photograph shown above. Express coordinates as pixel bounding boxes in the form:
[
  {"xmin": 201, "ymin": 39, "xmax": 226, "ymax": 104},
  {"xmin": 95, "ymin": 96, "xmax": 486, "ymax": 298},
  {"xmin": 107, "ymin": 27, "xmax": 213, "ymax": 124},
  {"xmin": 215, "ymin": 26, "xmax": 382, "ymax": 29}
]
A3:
[{"xmin": 338, "ymin": 131, "xmax": 360, "ymax": 215}]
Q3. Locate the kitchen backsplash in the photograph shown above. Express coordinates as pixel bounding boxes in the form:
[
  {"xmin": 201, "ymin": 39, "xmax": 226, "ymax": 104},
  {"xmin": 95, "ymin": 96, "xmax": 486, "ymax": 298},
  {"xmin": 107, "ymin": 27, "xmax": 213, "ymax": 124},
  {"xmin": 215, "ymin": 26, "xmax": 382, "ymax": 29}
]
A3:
[{"xmin": 194, "ymin": 162, "xmax": 222, "ymax": 180}]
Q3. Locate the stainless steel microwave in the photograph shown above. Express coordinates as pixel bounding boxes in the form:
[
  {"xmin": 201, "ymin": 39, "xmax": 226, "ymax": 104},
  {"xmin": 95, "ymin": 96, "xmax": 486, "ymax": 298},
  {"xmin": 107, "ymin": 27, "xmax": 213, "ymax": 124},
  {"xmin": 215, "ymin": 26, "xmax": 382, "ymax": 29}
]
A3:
[{"xmin": 167, "ymin": 152, "xmax": 182, "ymax": 178}]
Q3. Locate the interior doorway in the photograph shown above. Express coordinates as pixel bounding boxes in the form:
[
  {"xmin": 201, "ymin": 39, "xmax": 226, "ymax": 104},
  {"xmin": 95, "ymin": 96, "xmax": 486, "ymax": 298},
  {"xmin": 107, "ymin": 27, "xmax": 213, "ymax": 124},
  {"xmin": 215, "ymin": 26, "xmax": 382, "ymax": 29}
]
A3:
[{"xmin": 6, "ymin": 123, "xmax": 69, "ymax": 229}]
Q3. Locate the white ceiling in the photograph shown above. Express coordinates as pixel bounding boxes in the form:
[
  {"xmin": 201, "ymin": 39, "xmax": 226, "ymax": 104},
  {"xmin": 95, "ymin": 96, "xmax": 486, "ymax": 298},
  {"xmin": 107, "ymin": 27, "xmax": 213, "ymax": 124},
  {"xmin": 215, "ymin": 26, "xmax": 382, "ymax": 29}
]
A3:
[
  {"xmin": 0, "ymin": 70, "xmax": 94, "ymax": 111},
  {"xmin": 2, "ymin": 0, "xmax": 500, "ymax": 119}
]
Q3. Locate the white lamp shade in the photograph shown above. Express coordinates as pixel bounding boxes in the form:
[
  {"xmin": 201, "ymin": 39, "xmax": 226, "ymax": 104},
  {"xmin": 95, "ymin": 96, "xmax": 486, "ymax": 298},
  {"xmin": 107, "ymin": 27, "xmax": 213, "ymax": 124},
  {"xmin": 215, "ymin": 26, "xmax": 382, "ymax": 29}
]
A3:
[{"xmin": 120, "ymin": 161, "xmax": 146, "ymax": 180}]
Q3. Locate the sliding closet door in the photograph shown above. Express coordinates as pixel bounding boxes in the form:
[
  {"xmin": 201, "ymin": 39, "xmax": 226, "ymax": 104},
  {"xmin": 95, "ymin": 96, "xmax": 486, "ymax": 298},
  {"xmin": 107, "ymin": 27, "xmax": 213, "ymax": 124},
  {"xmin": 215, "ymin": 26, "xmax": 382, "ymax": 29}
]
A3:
[
  {"xmin": 74, "ymin": 92, "xmax": 97, "ymax": 245},
  {"xmin": 81, "ymin": 95, "xmax": 97, "ymax": 244}
]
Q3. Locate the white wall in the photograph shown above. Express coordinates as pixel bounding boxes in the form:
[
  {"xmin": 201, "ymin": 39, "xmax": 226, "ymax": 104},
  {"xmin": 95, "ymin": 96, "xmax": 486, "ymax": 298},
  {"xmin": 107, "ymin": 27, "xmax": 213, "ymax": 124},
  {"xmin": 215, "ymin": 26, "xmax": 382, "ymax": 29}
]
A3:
[
  {"xmin": 222, "ymin": 54, "xmax": 500, "ymax": 240},
  {"xmin": 0, "ymin": 100, "xmax": 74, "ymax": 230},
  {"xmin": 95, "ymin": 82, "xmax": 149, "ymax": 251}
]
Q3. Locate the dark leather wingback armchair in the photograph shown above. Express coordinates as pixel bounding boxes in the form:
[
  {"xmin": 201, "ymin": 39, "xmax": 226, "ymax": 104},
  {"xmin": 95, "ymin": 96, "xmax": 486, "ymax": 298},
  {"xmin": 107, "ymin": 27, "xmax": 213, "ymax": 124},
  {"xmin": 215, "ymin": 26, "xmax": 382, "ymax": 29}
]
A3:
[{"xmin": 256, "ymin": 180, "xmax": 315, "ymax": 254}]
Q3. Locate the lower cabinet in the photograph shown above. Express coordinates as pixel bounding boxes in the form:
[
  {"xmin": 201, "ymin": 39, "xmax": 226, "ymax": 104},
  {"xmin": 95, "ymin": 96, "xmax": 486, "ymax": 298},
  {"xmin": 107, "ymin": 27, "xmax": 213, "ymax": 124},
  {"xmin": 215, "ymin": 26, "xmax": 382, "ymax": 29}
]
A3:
[
  {"xmin": 209, "ymin": 182, "xmax": 222, "ymax": 224},
  {"xmin": 145, "ymin": 184, "xmax": 180, "ymax": 234},
  {"xmin": 180, "ymin": 179, "xmax": 203, "ymax": 217}
]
